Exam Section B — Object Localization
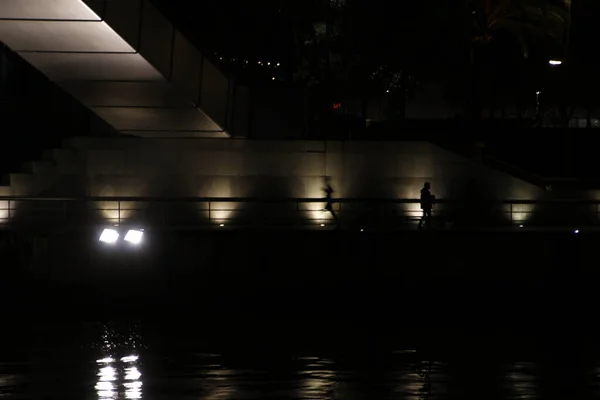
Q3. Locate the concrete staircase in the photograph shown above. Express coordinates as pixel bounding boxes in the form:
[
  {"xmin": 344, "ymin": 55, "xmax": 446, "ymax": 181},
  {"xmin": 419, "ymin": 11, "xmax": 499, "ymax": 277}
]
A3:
[{"xmin": 1, "ymin": 148, "xmax": 84, "ymax": 197}]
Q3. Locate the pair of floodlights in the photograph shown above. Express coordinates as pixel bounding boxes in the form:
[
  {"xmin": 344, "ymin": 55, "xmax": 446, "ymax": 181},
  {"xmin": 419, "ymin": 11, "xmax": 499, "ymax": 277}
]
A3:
[{"xmin": 99, "ymin": 228, "xmax": 144, "ymax": 245}]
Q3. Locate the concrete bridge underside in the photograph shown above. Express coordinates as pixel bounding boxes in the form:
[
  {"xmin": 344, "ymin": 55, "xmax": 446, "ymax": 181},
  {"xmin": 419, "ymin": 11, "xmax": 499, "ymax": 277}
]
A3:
[{"xmin": 0, "ymin": 0, "xmax": 240, "ymax": 137}]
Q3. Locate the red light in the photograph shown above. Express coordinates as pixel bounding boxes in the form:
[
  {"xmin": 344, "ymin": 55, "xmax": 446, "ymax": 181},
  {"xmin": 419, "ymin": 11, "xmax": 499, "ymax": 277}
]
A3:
[{"xmin": 333, "ymin": 102, "xmax": 342, "ymax": 109}]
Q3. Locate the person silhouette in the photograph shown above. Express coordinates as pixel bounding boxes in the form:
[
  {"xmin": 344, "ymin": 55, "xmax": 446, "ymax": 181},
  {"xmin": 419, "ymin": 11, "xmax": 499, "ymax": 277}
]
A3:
[
  {"xmin": 418, "ymin": 182, "xmax": 435, "ymax": 229},
  {"xmin": 323, "ymin": 180, "xmax": 339, "ymax": 224}
]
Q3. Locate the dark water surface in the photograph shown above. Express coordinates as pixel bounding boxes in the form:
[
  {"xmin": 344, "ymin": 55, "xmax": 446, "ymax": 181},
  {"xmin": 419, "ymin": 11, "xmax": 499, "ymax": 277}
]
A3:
[
  {"xmin": 2, "ymin": 321, "xmax": 600, "ymax": 400},
  {"xmin": 2, "ymin": 231, "xmax": 600, "ymax": 398}
]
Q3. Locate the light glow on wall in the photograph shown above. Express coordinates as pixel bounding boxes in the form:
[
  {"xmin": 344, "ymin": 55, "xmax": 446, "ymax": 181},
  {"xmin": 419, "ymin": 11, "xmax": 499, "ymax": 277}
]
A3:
[
  {"xmin": 201, "ymin": 201, "xmax": 239, "ymax": 225},
  {"xmin": 395, "ymin": 179, "xmax": 438, "ymax": 222},
  {"xmin": 97, "ymin": 200, "xmax": 141, "ymax": 225},
  {"xmin": 401, "ymin": 201, "xmax": 423, "ymax": 220},
  {"xmin": 505, "ymin": 203, "xmax": 535, "ymax": 224},
  {"xmin": 300, "ymin": 201, "xmax": 337, "ymax": 226},
  {"xmin": 196, "ymin": 179, "xmax": 242, "ymax": 225},
  {"xmin": 0, "ymin": 200, "xmax": 15, "ymax": 224},
  {"xmin": 504, "ymin": 180, "xmax": 542, "ymax": 223}
]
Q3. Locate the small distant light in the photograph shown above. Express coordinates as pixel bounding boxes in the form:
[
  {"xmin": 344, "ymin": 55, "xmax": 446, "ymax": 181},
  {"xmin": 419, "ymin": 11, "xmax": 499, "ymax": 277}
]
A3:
[
  {"xmin": 536, "ymin": 91, "xmax": 541, "ymax": 95},
  {"xmin": 99, "ymin": 229, "xmax": 119, "ymax": 244},
  {"xmin": 519, "ymin": 224, "xmax": 523, "ymax": 228},
  {"xmin": 574, "ymin": 229, "xmax": 579, "ymax": 234},
  {"xmin": 549, "ymin": 60, "xmax": 562, "ymax": 66},
  {"xmin": 124, "ymin": 229, "xmax": 143, "ymax": 244},
  {"xmin": 386, "ymin": 89, "xmax": 390, "ymax": 93},
  {"xmin": 96, "ymin": 357, "xmax": 115, "ymax": 364},
  {"xmin": 219, "ymin": 224, "xmax": 224, "ymax": 227},
  {"xmin": 272, "ymin": 77, "xmax": 276, "ymax": 80},
  {"xmin": 360, "ymin": 229, "xmax": 364, "ymax": 232},
  {"xmin": 267, "ymin": 62, "xmax": 271, "ymax": 65},
  {"xmin": 276, "ymin": 63, "xmax": 280, "ymax": 66},
  {"xmin": 320, "ymin": 224, "xmax": 325, "ymax": 227}
]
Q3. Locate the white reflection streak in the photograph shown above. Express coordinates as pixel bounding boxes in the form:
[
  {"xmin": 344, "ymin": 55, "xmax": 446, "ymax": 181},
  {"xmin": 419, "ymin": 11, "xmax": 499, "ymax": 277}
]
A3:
[
  {"xmin": 95, "ymin": 365, "xmax": 117, "ymax": 399},
  {"xmin": 95, "ymin": 355, "xmax": 142, "ymax": 400},
  {"xmin": 123, "ymin": 355, "xmax": 143, "ymax": 400}
]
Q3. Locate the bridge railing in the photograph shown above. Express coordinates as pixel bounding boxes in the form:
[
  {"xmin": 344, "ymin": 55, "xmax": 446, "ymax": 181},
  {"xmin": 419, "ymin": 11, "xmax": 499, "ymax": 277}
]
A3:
[{"xmin": 0, "ymin": 197, "xmax": 597, "ymax": 230}]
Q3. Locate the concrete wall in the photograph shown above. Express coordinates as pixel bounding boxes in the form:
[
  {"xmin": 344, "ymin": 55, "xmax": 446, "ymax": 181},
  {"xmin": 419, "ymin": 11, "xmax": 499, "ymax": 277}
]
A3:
[
  {"xmin": 43, "ymin": 137, "xmax": 539, "ymax": 200},
  {"xmin": 1, "ymin": 137, "xmax": 545, "ymax": 227},
  {"xmin": 6, "ymin": 138, "xmax": 540, "ymax": 199}
]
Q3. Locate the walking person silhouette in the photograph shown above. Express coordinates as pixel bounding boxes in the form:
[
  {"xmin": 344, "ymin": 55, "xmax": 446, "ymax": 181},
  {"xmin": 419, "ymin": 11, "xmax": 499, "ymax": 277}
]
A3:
[
  {"xmin": 323, "ymin": 178, "xmax": 339, "ymax": 225},
  {"xmin": 418, "ymin": 182, "xmax": 435, "ymax": 229}
]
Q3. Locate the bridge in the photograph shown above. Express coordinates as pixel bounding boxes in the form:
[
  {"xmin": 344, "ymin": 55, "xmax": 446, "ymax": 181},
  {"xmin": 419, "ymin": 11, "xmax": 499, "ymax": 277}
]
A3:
[
  {"xmin": 0, "ymin": 1, "xmax": 595, "ymax": 231},
  {"xmin": 0, "ymin": 0, "xmax": 245, "ymax": 137},
  {"xmin": 0, "ymin": 196, "xmax": 597, "ymax": 232}
]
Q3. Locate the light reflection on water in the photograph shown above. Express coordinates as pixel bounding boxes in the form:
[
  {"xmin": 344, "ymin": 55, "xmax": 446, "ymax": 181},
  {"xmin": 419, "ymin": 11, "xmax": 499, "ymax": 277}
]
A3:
[
  {"xmin": 95, "ymin": 323, "xmax": 143, "ymax": 400},
  {"xmin": 297, "ymin": 357, "xmax": 338, "ymax": 399},
  {"xmin": 505, "ymin": 362, "xmax": 538, "ymax": 400},
  {"xmin": 0, "ymin": 323, "xmax": 595, "ymax": 400},
  {"xmin": 389, "ymin": 359, "xmax": 447, "ymax": 400},
  {"xmin": 197, "ymin": 363, "xmax": 237, "ymax": 400}
]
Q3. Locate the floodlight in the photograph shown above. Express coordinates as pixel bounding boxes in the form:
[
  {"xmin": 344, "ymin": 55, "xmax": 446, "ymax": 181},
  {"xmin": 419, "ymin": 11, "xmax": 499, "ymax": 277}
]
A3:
[
  {"xmin": 99, "ymin": 229, "xmax": 119, "ymax": 244},
  {"xmin": 124, "ymin": 230, "xmax": 143, "ymax": 244}
]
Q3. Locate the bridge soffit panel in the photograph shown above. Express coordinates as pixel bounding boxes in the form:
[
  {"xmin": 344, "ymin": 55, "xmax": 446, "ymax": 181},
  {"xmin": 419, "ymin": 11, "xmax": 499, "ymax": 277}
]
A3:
[
  {"xmin": 0, "ymin": 0, "xmax": 229, "ymax": 135},
  {"xmin": 0, "ymin": 0, "xmax": 100, "ymax": 20}
]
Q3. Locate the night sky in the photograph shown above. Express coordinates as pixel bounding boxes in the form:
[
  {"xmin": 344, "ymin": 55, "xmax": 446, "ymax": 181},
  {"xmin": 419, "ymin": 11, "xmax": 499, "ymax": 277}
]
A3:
[{"xmin": 155, "ymin": 0, "xmax": 598, "ymax": 67}]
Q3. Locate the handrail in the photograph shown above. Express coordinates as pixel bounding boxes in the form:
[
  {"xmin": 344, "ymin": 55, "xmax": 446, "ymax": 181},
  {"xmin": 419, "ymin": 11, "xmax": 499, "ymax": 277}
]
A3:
[
  {"xmin": 0, "ymin": 196, "xmax": 597, "ymax": 204},
  {"xmin": 0, "ymin": 196, "xmax": 597, "ymax": 230}
]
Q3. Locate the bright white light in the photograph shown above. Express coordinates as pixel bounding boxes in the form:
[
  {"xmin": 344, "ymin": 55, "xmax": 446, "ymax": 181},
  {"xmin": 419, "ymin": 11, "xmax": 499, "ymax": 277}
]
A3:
[
  {"xmin": 121, "ymin": 355, "xmax": 139, "ymax": 363},
  {"xmin": 519, "ymin": 225, "xmax": 524, "ymax": 228},
  {"xmin": 125, "ymin": 381, "xmax": 143, "ymax": 399},
  {"xmin": 549, "ymin": 60, "xmax": 562, "ymax": 66},
  {"xmin": 219, "ymin": 224, "xmax": 224, "ymax": 227},
  {"xmin": 96, "ymin": 362, "xmax": 117, "ymax": 400},
  {"xmin": 99, "ymin": 229, "xmax": 119, "ymax": 244},
  {"xmin": 360, "ymin": 229, "xmax": 364, "ymax": 232},
  {"xmin": 124, "ymin": 230, "xmax": 143, "ymax": 244},
  {"xmin": 574, "ymin": 229, "xmax": 579, "ymax": 234},
  {"xmin": 320, "ymin": 224, "xmax": 325, "ymax": 227},
  {"xmin": 96, "ymin": 357, "xmax": 115, "ymax": 364},
  {"xmin": 98, "ymin": 366, "xmax": 117, "ymax": 381},
  {"xmin": 124, "ymin": 367, "xmax": 142, "ymax": 380},
  {"xmin": 272, "ymin": 77, "xmax": 276, "ymax": 80},
  {"xmin": 536, "ymin": 91, "xmax": 541, "ymax": 95}
]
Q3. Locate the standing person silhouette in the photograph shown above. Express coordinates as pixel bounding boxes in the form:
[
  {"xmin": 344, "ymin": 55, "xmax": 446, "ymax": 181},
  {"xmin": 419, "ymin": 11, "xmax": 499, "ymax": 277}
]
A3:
[{"xmin": 418, "ymin": 182, "xmax": 435, "ymax": 229}]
